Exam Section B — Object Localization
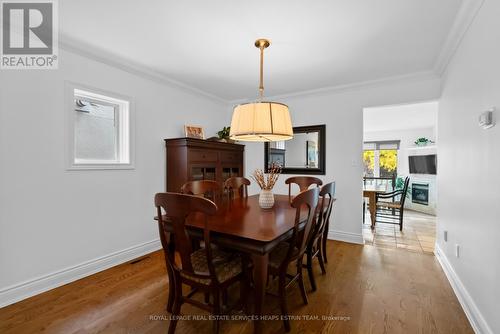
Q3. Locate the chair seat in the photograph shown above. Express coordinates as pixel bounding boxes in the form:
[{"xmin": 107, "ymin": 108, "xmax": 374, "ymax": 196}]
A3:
[
  {"xmin": 180, "ymin": 247, "xmax": 242, "ymax": 285},
  {"xmin": 376, "ymin": 201, "xmax": 401, "ymax": 209},
  {"xmin": 269, "ymin": 241, "xmax": 299, "ymax": 269}
]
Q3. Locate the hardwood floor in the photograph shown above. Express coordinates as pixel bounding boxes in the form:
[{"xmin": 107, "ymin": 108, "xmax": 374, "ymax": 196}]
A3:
[{"xmin": 0, "ymin": 241, "xmax": 472, "ymax": 334}]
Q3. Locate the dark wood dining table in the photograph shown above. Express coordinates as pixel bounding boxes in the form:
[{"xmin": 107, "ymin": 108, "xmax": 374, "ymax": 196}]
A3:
[{"xmin": 156, "ymin": 194, "xmax": 322, "ymax": 334}]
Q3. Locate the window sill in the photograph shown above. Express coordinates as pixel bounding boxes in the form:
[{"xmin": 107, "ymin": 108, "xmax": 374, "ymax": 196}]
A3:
[{"xmin": 66, "ymin": 163, "xmax": 135, "ymax": 171}]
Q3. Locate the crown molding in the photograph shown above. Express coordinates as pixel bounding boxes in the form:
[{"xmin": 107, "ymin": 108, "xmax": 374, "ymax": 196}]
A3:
[
  {"xmin": 228, "ymin": 71, "xmax": 439, "ymax": 105},
  {"xmin": 59, "ymin": 35, "xmax": 228, "ymax": 104},
  {"xmin": 433, "ymin": 0, "xmax": 485, "ymax": 76},
  {"xmin": 61, "ymin": 0, "xmax": 480, "ymax": 107}
]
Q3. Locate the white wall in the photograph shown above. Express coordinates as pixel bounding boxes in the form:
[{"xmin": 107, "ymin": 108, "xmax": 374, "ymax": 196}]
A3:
[
  {"xmin": 0, "ymin": 49, "xmax": 226, "ymax": 305},
  {"xmin": 232, "ymin": 75, "xmax": 441, "ymax": 244},
  {"xmin": 437, "ymin": 0, "xmax": 499, "ymax": 333}
]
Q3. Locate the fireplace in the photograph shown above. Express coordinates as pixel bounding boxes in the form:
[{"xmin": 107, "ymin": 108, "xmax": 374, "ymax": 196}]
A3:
[{"xmin": 412, "ymin": 183, "xmax": 429, "ymax": 205}]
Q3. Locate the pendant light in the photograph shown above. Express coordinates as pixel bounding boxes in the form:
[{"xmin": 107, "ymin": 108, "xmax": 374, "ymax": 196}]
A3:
[{"xmin": 229, "ymin": 39, "xmax": 293, "ymax": 142}]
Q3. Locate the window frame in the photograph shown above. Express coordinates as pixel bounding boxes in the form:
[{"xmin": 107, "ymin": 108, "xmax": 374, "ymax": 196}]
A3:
[
  {"xmin": 363, "ymin": 140, "xmax": 400, "ymax": 177},
  {"xmin": 65, "ymin": 82, "xmax": 135, "ymax": 170}
]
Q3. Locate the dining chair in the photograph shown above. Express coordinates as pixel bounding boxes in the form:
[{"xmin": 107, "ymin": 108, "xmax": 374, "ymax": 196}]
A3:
[
  {"xmin": 223, "ymin": 176, "xmax": 250, "ymax": 200},
  {"xmin": 267, "ymin": 187, "xmax": 319, "ymax": 332},
  {"xmin": 375, "ymin": 176, "xmax": 410, "ymax": 230},
  {"xmin": 285, "ymin": 176, "xmax": 323, "ymax": 202},
  {"xmin": 181, "ymin": 180, "xmax": 221, "ymax": 201},
  {"xmin": 155, "ymin": 192, "xmax": 249, "ymax": 334},
  {"xmin": 305, "ymin": 181, "xmax": 335, "ymax": 291}
]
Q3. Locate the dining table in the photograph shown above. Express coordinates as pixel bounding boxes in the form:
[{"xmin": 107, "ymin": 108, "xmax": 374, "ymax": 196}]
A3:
[
  {"xmin": 363, "ymin": 184, "xmax": 388, "ymax": 227},
  {"xmin": 155, "ymin": 194, "xmax": 331, "ymax": 334}
]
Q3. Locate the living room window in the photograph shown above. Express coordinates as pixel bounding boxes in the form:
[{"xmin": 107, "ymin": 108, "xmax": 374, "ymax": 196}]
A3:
[
  {"xmin": 363, "ymin": 141, "xmax": 399, "ymax": 177},
  {"xmin": 66, "ymin": 84, "xmax": 134, "ymax": 170}
]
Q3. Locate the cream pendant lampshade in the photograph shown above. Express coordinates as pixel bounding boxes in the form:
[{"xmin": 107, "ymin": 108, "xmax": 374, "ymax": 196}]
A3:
[{"xmin": 230, "ymin": 39, "xmax": 293, "ymax": 142}]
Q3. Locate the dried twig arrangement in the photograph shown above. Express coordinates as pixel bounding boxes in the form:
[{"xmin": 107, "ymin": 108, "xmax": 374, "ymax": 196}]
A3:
[{"xmin": 252, "ymin": 163, "xmax": 282, "ymax": 190}]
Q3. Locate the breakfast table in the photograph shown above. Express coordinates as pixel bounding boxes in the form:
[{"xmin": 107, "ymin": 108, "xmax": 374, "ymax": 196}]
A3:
[{"xmin": 363, "ymin": 184, "xmax": 388, "ymax": 227}]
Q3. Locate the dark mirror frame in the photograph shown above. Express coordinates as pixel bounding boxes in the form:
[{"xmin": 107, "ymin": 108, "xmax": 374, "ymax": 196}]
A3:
[{"xmin": 264, "ymin": 124, "xmax": 326, "ymax": 175}]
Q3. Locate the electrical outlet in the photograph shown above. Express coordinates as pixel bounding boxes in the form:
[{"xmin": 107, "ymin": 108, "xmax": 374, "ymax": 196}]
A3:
[
  {"xmin": 455, "ymin": 244, "xmax": 460, "ymax": 258},
  {"xmin": 443, "ymin": 231, "xmax": 448, "ymax": 242}
]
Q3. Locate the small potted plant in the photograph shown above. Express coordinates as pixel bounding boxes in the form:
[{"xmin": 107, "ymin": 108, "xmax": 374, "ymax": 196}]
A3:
[
  {"xmin": 414, "ymin": 137, "xmax": 434, "ymax": 146},
  {"xmin": 217, "ymin": 126, "xmax": 234, "ymax": 143},
  {"xmin": 395, "ymin": 176, "xmax": 411, "ymax": 198},
  {"xmin": 252, "ymin": 164, "xmax": 282, "ymax": 209}
]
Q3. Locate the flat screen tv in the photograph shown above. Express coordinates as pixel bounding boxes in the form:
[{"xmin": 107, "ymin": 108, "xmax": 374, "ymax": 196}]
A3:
[{"xmin": 409, "ymin": 154, "xmax": 437, "ymax": 174}]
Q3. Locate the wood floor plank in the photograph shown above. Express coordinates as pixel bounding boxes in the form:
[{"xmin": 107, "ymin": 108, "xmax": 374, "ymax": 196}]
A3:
[{"xmin": 0, "ymin": 241, "xmax": 472, "ymax": 333}]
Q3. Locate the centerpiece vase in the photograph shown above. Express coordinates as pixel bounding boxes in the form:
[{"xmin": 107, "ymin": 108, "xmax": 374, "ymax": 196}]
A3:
[{"xmin": 259, "ymin": 189, "xmax": 275, "ymax": 209}]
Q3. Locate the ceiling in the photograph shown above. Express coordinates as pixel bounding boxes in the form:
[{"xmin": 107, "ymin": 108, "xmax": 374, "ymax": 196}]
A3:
[
  {"xmin": 60, "ymin": 0, "xmax": 463, "ymax": 101},
  {"xmin": 363, "ymin": 101, "xmax": 438, "ymax": 132}
]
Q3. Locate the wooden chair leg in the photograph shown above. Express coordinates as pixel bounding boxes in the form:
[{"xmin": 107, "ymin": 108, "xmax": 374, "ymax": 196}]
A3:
[
  {"xmin": 317, "ymin": 240, "xmax": 326, "ymax": 275},
  {"xmin": 322, "ymin": 231, "xmax": 328, "ymax": 264},
  {"xmin": 306, "ymin": 250, "xmax": 317, "ymax": 292},
  {"xmin": 166, "ymin": 264, "xmax": 175, "ymax": 312},
  {"xmin": 240, "ymin": 260, "xmax": 250, "ymax": 313},
  {"xmin": 399, "ymin": 209, "xmax": 404, "ymax": 231},
  {"xmin": 297, "ymin": 258, "xmax": 309, "ymax": 305},
  {"xmin": 239, "ymin": 280, "xmax": 249, "ymax": 314},
  {"xmin": 212, "ymin": 290, "xmax": 220, "ymax": 334},
  {"xmin": 204, "ymin": 292, "xmax": 210, "ymax": 304},
  {"xmin": 222, "ymin": 290, "xmax": 228, "ymax": 306},
  {"xmin": 278, "ymin": 273, "xmax": 291, "ymax": 332},
  {"xmin": 168, "ymin": 278, "xmax": 182, "ymax": 334}
]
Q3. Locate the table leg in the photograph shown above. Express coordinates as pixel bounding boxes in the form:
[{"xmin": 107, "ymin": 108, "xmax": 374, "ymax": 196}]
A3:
[
  {"xmin": 251, "ymin": 253, "xmax": 269, "ymax": 334},
  {"xmin": 369, "ymin": 193, "xmax": 376, "ymax": 228}
]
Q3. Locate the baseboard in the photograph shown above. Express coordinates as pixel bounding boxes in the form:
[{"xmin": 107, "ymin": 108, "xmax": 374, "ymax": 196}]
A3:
[
  {"xmin": 327, "ymin": 229, "xmax": 364, "ymax": 245},
  {"xmin": 435, "ymin": 244, "xmax": 493, "ymax": 334},
  {"xmin": 0, "ymin": 239, "xmax": 162, "ymax": 308}
]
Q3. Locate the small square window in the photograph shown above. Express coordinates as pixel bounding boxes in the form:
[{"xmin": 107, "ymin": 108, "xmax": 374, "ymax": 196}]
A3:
[{"xmin": 66, "ymin": 84, "xmax": 134, "ymax": 170}]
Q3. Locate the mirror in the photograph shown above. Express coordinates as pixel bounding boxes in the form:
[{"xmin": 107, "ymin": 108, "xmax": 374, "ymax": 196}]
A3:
[{"xmin": 264, "ymin": 124, "xmax": 326, "ymax": 175}]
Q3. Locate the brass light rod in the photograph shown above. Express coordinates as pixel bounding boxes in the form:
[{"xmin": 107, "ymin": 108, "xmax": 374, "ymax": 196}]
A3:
[{"xmin": 255, "ymin": 39, "xmax": 270, "ymax": 99}]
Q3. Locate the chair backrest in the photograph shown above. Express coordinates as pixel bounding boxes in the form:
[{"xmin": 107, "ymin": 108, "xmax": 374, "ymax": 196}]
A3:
[
  {"xmin": 155, "ymin": 192, "xmax": 219, "ymax": 283},
  {"xmin": 310, "ymin": 182, "xmax": 335, "ymax": 245},
  {"xmin": 280, "ymin": 187, "xmax": 319, "ymax": 269},
  {"xmin": 285, "ymin": 176, "xmax": 323, "ymax": 202},
  {"xmin": 399, "ymin": 176, "xmax": 410, "ymax": 206},
  {"xmin": 181, "ymin": 180, "xmax": 220, "ymax": 201},
  {"xmin": 223, "ymin": 177, "xmax": 250, "ymax": 200}
]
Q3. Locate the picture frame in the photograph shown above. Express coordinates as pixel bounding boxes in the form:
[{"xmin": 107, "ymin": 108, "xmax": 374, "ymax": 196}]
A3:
[{"xmin": 184, "ymin": 125, "xmax": 205, "ymax": 139}]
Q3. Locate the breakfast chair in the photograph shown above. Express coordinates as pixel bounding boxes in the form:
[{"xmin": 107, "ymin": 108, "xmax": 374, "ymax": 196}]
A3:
[
  {"xmin": 285, "ymin": 176, "xmax": 323, "ymax": 203},
  {"xmin": 305, "ymin": 182, "xmax": 335, "ymax": 291},
  {"xmin": 375, "ymin": 176, "xmax": 410, "ymax": 230},
  {"xmin": 181, "ymin": 180, "xmax": 221, "ymax": 201},
  {"xmin": 223, "ymin": 176, "xmax": 250, "ymax": 200},
  {"xmin": 155, "ymin": 193, "xmax": 249, "ymax": 334},
  {"xmin": 267, "ymin": 187, "xmax": 319, "ymax": 332}
]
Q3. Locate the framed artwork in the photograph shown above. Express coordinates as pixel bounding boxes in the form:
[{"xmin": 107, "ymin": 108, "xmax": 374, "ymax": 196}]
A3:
[
  {"xmin": 184, "ymin": 125, "xmax": 205, "ymax": 139},
  {"xmin": 306, "ymin": 140, "xmax": 318, "ymax": 168}
]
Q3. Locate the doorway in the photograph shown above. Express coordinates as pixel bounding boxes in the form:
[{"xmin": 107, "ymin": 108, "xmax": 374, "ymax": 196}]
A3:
[{"xmin": 362, "ymin": 101, "xmax": 438, "ymax": 254}]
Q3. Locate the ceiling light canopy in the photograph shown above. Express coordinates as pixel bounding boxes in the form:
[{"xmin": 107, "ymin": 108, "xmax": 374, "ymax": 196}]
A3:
[{"xmin": 230, "ymin": 39, "xmax": 293, "ymax": 142}]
